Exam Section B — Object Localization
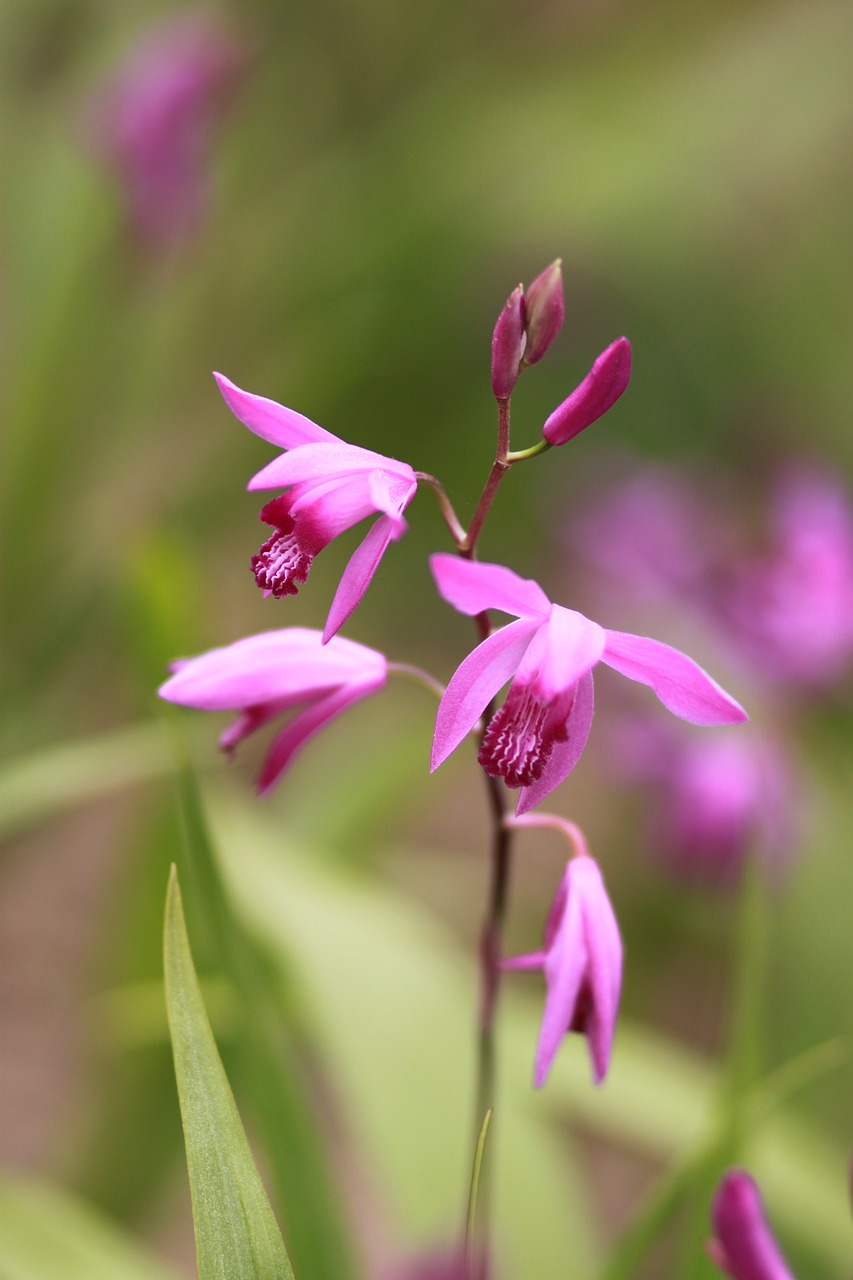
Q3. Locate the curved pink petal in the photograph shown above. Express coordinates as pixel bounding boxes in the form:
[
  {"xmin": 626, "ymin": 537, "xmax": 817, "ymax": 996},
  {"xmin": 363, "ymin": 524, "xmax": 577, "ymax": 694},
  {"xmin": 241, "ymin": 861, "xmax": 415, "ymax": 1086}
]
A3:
[
  {"xmin": 247, "ymin": 441, "xmax": 414, "ymax": 492},
  {"xmin": 576, "ymin": 858, "xmax": 622, "ymax": 1084},
  {"xmin": 367, "ymin": 470, "xmax": 418, "ymax": 529},
  {"xmin": 602, "ymin": 631, "xmax": 748, "ymax": 725},
  {"xmin": 257, "ymin": 683, "xmax": 377, "ymax": 795},
  {"xmin": 535, "ymin": 875, "xmax": 585, "ymax": 1087},
  {"xmin": 214, "ymin": 372, "xmax": 338, "ymax": 448},
  {"xmin": 430, "ymin": 618, "xmax": 540, "ymax": 770},
  {"xmin": 711, "ymin": 1171, "xmax": 796, "ymax": 1280},
  {"xmin": 322, "ymin": 515, "xmax": 397, "ymax": 644},
  {"xmin": 430, "ymin": 554, "xmax": 551, "ymax": 620},
  {"xmin": 516, "ymin": 606, "xmax": 606, "ymax": 698},
  {"xmin": 159, "ymin": 628, "xmax": 385, "ymax": 709},
  {"xmin": 287, "ymin": 472, "xmax": 394, "ymax": 541},
  {"xmin": 517, "ymin": 672, "xmax": 595, "ymax": 815}
]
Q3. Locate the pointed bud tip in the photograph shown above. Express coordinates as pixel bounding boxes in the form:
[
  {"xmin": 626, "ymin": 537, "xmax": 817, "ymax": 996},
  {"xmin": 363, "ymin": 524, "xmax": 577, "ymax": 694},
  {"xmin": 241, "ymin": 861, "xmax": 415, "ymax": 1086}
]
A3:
[{"xmin": 523, "ymin": 260, "xmax": 565, "ymax": 365}]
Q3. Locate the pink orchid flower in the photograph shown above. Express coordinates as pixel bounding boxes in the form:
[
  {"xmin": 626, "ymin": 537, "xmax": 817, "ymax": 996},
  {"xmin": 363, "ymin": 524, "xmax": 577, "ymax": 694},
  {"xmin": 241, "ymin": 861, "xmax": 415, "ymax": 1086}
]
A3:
[
  {"xmin": 159, "ymin": 627, "xmax": 387, "ymax": 794},
  {"xmin": 429, "ymin": 555, "xmax": 747, "ymax": 814},
  {"xmin": 504, "ymin": 852, "xmax": 622, "ymax": 1086},
  {"xmin": 708, "ymin": 1170, "xmax": 796, "ymax": 1280},
  {"xmin": 215, "ymin": 373, "xmax": 418, "ymax": 642}
]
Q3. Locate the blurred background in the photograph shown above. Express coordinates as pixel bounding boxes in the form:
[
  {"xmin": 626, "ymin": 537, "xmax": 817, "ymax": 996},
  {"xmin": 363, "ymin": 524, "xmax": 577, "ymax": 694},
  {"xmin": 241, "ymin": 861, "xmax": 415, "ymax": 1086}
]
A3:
[{"xmin": 1, "ymin": 0, "xmax": 852, "ymax": 1277}]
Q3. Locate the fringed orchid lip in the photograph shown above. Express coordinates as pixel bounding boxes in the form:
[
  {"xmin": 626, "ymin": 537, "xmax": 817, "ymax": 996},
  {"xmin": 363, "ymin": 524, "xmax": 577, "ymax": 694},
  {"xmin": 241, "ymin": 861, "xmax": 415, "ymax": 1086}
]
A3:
[{"xmin": 429, "ymin": 554, "xmax": 747, "ymax": 814}]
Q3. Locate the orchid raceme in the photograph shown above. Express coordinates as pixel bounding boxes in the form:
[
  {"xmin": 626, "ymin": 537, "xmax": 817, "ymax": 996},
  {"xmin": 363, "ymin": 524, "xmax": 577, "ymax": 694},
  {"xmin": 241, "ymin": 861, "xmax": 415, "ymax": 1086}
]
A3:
[
  {"xmin": 503, "ymin": 846, "xmax": 622, "ymax": 1086},
  {"xmin": 430, "ymin": 554, "xmax": 747, "ymax": 814},
  {"xmin": 708, "ymin": 1170, "xmax": 796, "ymax": 1280},
  {"xmin": 215, "ymin": 373, "xmax": 418, "ymax": 641},
  {"xmin": 158, "ymin": 628, "xmax": 387, "ymax": 794}
]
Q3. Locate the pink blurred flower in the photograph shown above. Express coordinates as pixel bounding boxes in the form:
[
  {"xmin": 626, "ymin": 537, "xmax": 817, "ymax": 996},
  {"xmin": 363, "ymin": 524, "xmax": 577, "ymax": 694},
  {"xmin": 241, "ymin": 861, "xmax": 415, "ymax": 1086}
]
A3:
[
  {"xmin": 718, "ymin": 466, "xmax": 853, "ymax": 688},
  {"xmin": 504, "ymin": 851, "xmax": 622, "ymax": 1086},
  {"xmin": 429, "ymin": 555, "xmax": 747, "ymax": 815},
  {"xmin": 90, "ymin": 13, "xmax": 244, "ymax": 248},
  {"xmin": 708, "ymin": 1170, "xmax": 796, "ymax": 1280},
  {"xmin": 158, "ymin": 627, "xmax": 387, "ymax": 794},
  {"xmin": 613, "ymin": 720, "xmax": 796, "ymax": 886},
  {"xmin": 215, "ymin": 373, "xmax": 418, "ymax": 641}
]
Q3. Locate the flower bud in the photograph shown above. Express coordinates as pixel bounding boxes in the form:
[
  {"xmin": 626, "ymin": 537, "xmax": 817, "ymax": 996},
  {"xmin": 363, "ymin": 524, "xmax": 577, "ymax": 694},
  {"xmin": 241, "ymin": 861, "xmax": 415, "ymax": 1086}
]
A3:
[
  {"xmin": 542, "ymin": 336, "xmax": 631, "ymax": 446},
  {"xmin": 523, "ymin": 260, "xmax": 564, "ymax": 365},
  {"xmin": 490, "ymin": 283, "xmax": 525, "ymax": 399}
]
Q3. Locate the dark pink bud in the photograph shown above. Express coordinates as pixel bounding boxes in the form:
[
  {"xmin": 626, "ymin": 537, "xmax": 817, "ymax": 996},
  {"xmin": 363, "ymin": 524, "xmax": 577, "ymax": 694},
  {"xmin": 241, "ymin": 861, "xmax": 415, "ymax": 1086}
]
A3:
[
  {"xmin": 542, "ymin": 337, "xmax": 631, "ymax": 446},
  {"xmin": 523, "ymin": 260, "xmax": 564, "ymax": 365},
  {"xmin": 491, "ymin": 283, "xmax": 526, "ymax": 399}
]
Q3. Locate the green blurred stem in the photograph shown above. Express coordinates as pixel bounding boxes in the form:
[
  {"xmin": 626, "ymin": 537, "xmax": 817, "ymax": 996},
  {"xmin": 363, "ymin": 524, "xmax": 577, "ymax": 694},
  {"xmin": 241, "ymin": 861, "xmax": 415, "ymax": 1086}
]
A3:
[{"xmin": 466, "ymin": 1108, "xmax": 493, "ymax": 1279}]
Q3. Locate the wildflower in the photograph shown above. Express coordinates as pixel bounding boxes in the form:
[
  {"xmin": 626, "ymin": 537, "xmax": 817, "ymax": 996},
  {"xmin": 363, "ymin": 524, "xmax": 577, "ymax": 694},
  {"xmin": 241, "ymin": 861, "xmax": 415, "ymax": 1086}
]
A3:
[
  {"xmin": 88, "ymin": 13, "xmax": 243, "ymax": 248},
  {"xmin": 429, "ymin": 555, "xmax": 746, "ymax": 814},
  {"xmin": 504, "ymin": 849, "xmax": 622, "ymax": 1085},
  {"xmin": 215, "ymin": 373, "xmax": 418, "ymax": 641},
  {"xmin": 159, "ymin": 628, "xmax": 387, "ymax": 794},
  {"xmin": 708, "ymin": 1169, "xmax": 796, "ymax": 1280},
  {"xmin": 542, "ymin": 337, "xmax": 631, "ymax": 446},
  {"xmin": 491, "ymin": 283, "xmax": 526, "ymax": 399}
]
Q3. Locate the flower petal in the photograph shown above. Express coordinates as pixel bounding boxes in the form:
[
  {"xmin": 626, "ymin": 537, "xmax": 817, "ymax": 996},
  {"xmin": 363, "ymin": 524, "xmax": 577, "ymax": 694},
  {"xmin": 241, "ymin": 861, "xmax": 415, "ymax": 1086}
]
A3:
[
  {"xmin": 430, "ymin": 554, "xmax": 551, "ymax": 620},
  {"xmin": 535, "ymin": 872, "xmax": 585, "ymax": 1087},
  {"xmin": 711, "ymin": 1170, "xmax": 796, "ymax": 1280},
  {"xmin": 576, "ymin": 857, "xmax": 622, "ymax": 1084},
  {"xmin": 322, "ymin": 515, "xmax": 397, "ymax": 644},
  {"xmin": 517, "ymin": 671, "xmax": 595, "ymax": 814},
  {"xmin": 214, "ymin": 372, "xmax": 338, "ymax": 448},
  {"xmin": 159, "ymin": 628, "xmax": 385, "ymax": 709},
  {"xmin": 601, "ymin": 631, "xmax": 748, "ymax": 725},
  {"xmin": 430, "ymin": 618, "xmax": 540, "ymax": 770},
  {"xmin": 515, "ymin": 606, "xmax": 606, "ymax": 698},
  {"xmin": 257, "ymin": 683, "xmax": 377, "ymax": 794},
  {"xmin": 247, "ymin": 441, "xmax": 414, "ymax": 492}
]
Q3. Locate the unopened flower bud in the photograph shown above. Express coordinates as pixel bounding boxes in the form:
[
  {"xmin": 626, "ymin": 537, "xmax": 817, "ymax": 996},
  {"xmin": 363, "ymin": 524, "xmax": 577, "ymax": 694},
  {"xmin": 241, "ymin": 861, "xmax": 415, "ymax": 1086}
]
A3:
[
  {"xmin": 523, "ymin": 260, "xmax": 564, "ymax": 365},
  {"xmin": 542, "ymin": 336, "xmax": 631, "ymax": 446},
  {"xmin": 490, "ymin": 283, "xmax": 525, "ymax": 399}
]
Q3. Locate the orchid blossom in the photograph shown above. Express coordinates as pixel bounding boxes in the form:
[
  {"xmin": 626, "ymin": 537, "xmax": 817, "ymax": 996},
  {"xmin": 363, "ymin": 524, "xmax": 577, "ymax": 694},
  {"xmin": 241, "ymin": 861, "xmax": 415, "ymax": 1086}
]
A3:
[
  {"xmin": 159, "ymin": 628, "xmax": 387, "ymax": 794},
  {"xmin": 708, "ymin": 1170, "xmax": 796, "ymax": 1280},
  {"xmin": 504, "ymin": 849, "xmax": 622, "ymax": 1086},
  {"xmin": 215, "ymin": 373, "xmax": 418, "ymax": 642},
  {"xmin": 430, "ymin": 555, "xmax": 747, "ymax": 814}
]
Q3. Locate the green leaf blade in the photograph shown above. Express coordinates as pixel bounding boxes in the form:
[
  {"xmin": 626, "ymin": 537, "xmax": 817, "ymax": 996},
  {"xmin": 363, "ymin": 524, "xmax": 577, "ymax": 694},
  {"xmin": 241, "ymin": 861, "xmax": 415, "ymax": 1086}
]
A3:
[{"xmin": 163, "ymin": 867, "xmax": 295, "ymax": 1280}]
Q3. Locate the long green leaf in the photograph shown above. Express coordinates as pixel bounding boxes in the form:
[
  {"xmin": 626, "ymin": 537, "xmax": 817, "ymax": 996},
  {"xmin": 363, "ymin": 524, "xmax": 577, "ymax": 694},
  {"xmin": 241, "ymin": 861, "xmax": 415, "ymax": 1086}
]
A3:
[{"xmin": 163, "ymin": 867, "xmax": 295, "ymax": 1280}]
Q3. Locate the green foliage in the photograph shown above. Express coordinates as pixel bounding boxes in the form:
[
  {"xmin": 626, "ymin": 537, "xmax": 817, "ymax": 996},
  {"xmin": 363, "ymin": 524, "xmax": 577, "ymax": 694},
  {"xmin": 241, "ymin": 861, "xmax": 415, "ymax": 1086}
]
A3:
[{"xmin": 163, "ymin": 867, "xmax": 295, "ymax": 1280}]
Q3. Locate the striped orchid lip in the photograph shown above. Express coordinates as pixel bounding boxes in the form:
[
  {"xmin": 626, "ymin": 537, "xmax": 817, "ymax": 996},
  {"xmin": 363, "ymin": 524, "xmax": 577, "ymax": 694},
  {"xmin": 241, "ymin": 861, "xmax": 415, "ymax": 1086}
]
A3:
[{"xmin": 429, "ymin": 554, "xmax": 747, "ymax": 815}]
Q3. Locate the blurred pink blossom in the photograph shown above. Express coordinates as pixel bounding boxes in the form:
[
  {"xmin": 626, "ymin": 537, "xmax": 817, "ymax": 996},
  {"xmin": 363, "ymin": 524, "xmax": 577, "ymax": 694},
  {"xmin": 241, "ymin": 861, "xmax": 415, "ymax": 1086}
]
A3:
[
  {"xmin": 90, "ymin": 12, "xmax": 243, "ymax": 248},
  {"xmin": 708, "ymin": 1169, "xmax": 796, "ymax": 1280}
]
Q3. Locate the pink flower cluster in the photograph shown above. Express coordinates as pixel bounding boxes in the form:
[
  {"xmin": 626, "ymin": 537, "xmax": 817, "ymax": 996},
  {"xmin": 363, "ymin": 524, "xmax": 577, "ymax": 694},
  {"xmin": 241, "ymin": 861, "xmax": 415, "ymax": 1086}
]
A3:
[{"xmin": 160, "ymin": 263, "xmax": 748, "ymax": 1092}]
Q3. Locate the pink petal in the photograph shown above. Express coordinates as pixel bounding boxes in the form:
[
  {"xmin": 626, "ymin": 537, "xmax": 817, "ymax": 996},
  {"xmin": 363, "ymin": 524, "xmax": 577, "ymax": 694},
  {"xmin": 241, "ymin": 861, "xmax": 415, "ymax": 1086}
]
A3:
[
  {"xmin": 501, "ymin": 950, "xmax": 546, "ymax": 971},
  {"xmin": 430, "ymin": 619, "xmax": 540, "ymax": 770},
  {"xmin": 159, "ymin": 628, "xmax": 385, "ymax": 709},
  {"xmin": 430, "ymin": 554, "xmax": 551, "ymax": 620},
  {"xmin": 542, "ymin": 337, "xmax": 631, "ymax": 446},
  {"xmin": 247, "ymin": 441, "xmax": 414, "ymax": 492},
  {"xmin": 257, "ymin": 683, "xmax": 375, "ymax": 794},
  {"xmin": 535, "ymin": 874, "xmax": 585, "ymax": 1087},
  {"xmin": 711, "ymin": 1171, "xmax": 796, "ymax": 1280},
  {"xmin": 575, "ymin": 858, "xmax": 622, "ymax": 1084},
  {"xmin": 601, "ymin": 631, "xmax": 748, "ymax": 725},
  {"xmin": 322, "ymin": 515, "xmax": 397, "ymax": 643},
  {"xmin": 517, "ymin": 672, "xmax": 595, "ymax": 815},
  {"xmin": 515, "ymin": 606, "xmax": 606, "ymax": 699},
  {"xmin": 214, "ymin": 372, "xmax": 339, "ymax": 448}
]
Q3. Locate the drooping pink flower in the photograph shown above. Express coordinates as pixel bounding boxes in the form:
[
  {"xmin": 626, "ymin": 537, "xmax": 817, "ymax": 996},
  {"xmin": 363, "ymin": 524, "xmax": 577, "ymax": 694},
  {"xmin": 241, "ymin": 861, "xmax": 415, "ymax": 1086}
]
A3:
[
  {"xmin": 159, "ymin": 627, "xmax": 387, "ymax": 794},
  {"xmin": 504, "ymin": 852, "xmax": 622, "ymax": 1086},
  {"xmin": 215, "ymin": 373, "xmax": 418, "ymax": 641},
  {"xmin": 89, "ymin": 13, "xmax": 244, "ymax": 249},
  {"xmin": 542, "ymin": 337, "xmax": 631, "ymax": 446},
  {"xmin": 429, "ymin": 555, "xmax": 747, "ymax": 814},
  {"xmin": 708, "ymin": 1170, "xmax": 796, "ymax": 1280}
]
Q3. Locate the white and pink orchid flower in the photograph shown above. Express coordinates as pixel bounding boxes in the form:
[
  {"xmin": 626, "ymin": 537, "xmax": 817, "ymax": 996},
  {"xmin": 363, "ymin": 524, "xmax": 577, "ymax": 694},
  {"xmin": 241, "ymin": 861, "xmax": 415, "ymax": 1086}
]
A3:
[
  {"xmin": 429, "ymin": 555, "xmax": 747, "ymax": 814},
  {"xmin": 159, "ymin": 628, "xmax": 387, "ymax": 794},
  {"xmin": 215, "ymin": 373, "xmax": 418, "ymax": 642}
]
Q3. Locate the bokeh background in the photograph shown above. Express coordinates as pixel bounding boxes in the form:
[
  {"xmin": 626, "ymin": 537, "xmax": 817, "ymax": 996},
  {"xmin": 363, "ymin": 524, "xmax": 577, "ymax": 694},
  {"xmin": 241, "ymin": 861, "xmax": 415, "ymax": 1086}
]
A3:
[{"xmin": 2, "ymin": 1, "xmax": 852, "ymax": 1277}]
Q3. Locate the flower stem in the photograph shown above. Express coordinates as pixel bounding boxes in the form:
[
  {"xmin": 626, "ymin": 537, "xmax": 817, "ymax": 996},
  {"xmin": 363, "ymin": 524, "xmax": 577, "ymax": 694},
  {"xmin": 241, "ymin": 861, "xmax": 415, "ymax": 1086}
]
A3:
[
  {"xmin": 415, "ymin": 472, "xmax": 468, "ymax": 547},
  {"xmin": 461, "ymin": 400, "xmax": 512, "ymax": 558}
]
